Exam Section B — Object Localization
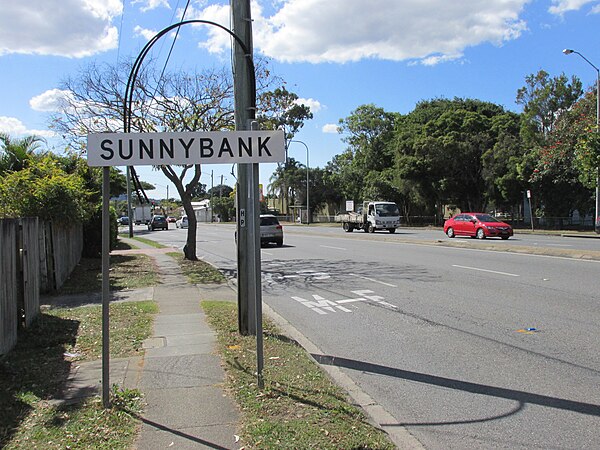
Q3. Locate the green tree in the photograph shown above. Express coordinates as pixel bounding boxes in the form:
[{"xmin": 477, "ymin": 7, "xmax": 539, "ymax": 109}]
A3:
[
  {"xmin": 0, "ymin": 155, "xmax": 91, "ymax": 223},
  {"xmin": 516, "ymin": 70, "xmax": 583, "ymax": 145},
  {"xmin": 328, "ymin": 104, "xmax": 396, "ymax": 211},
  {"xmin": 0, "ymin": 133, "xmax": 46, "ymax": 174},
  {"xmin": 392, "ymin": 98, "xmax": 512, "ymax": 214},
  {"xmin": 516, "ymin": 70, "xmax": 592, "ymax": 220}
]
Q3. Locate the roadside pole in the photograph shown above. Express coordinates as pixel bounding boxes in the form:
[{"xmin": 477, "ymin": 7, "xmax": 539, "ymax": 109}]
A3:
[
  {"xmin": 527, "ymin": 189, "xmax": 534, "ymax": 231},
  {"xmin": 232, "ymin": 0, "xmax": 260, "ymax": 337},
  {"xmin": 101, "ymin": 167, "xmax": 110, "ymax": 408}
]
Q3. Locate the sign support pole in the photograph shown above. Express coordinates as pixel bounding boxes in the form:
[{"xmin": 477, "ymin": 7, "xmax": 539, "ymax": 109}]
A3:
[
  {"xmin": 232, "ymin": 0, "xmax": 259, "ymax": 336},
  {"xmin": 101, "ymin": 166, "xmax": 111, "ymax": 408}
]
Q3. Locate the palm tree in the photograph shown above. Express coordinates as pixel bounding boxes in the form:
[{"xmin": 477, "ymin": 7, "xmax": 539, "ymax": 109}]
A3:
[
  {"xmin": 0, "ymin": 133, "xmax": 46, "ymax": 173},
  {"xmin": 268, "ymin": 157, "xmax": 305, "ymax": 215}
]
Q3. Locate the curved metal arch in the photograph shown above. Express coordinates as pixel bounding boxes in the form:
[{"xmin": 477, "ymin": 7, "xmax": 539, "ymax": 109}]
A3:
[{"xmin": 123, "ymin": 19, "xmax": 256, "ymax": 133}]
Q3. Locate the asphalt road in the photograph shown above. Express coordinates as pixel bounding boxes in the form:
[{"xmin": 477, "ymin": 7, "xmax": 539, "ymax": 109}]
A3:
[{"xmin": 135, "ymin": 223, "xmax": 600, "ymax": 449}]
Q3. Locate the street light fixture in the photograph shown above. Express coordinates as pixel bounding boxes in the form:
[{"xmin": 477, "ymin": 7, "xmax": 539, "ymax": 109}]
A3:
[
  {"xmin": 563, "ymin": 48, "xmax": 600, "ymax": 233},
  {"xmin": 289, "ymin": 140, "xmax": 310, "ymax": 224}
]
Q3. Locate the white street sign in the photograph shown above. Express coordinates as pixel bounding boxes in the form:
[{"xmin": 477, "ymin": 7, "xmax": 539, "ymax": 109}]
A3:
[{"xmin": 86, "ymin": 130, "xmax": 285, "ymax": 166}]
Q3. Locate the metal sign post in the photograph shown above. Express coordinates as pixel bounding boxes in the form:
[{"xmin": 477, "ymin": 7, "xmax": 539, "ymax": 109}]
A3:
[{"xmin": 101, "ymin": 167, "xmax": 110, "ymax": 408}]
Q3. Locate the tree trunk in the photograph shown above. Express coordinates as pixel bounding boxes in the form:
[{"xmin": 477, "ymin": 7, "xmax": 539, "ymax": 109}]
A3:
[{"xmin": 182, "ymin": 202, "xmax": 198, "ymax": 261}]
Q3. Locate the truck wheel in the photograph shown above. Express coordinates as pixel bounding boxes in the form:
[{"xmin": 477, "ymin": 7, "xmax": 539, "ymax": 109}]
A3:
[
  {"xmin": 388, "ymin": 228, "xmax": 396, "ymax": 233},
  {"xmin": 343, "ymin": 222, "xmax": 353, "ymax": 232},
  {"xmin": 368, "ymin": 223, "xmax": 375, "ymax": 233}
]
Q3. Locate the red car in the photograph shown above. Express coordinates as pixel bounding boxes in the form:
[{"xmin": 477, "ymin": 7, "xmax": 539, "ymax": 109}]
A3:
[{"xmin": 444, "ymin": 213, "xmax": 513, "ymax": 240}]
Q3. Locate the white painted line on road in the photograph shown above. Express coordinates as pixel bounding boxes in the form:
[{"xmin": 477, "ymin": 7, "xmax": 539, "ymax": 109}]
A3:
[
  {"xmin": 452, "ymin": 265, "xmax": 520, "ymax": 277},
  {"xmin": 320, "ymin": 245, "xmax": 347, "ymax": 250},
  {"xmin": 349, "ymin": 273, "xmax": 397, "ymax": 287}
]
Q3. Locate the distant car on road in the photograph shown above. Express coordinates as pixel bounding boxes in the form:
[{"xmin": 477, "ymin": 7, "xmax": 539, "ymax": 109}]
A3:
[
  {"xmin": 148, "ymin": 215, "xmax": 168, "ymax": 231},
  {"xmin": 167, "ymin": 216, "xmax": 177, "ymax": 223},
  {"xmin": 234, "ymin": 214, "xmax": 284, "ymax": 247},
  {"xmin": 259, "ymin": 214, "xmax": 283, "ymax": 247},
  {"xmin": 444, "ymin": 213, "xmax": 513, "ymax": 240},
  {"xmin": 117, "ymin": 216, "xmax": 129, "ymax": 225},
  {"xmin": 176, "ymin": 216, "xmax": 189, "ymax": 229}
]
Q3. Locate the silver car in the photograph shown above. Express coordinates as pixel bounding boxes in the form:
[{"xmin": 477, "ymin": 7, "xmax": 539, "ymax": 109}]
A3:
[
  {"xmin": 260, "ymin": 214, "xmax": 283, "ymax": 247},
  {"xmin": 176, "ymin": 216, "xmax": 189, "ymax": 229}
]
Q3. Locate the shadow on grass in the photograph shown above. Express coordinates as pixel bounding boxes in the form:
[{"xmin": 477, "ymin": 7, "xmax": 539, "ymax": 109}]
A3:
[{"xmin": 0, "ymin": 314, "xmax": 80, "ymax": 447}]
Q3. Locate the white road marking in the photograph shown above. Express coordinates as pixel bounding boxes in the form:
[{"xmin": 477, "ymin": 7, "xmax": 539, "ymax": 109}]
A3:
[
  {"xmin": 452, "ymin": 264, "xmax": 520, "ymax": 277},
  {"xmin": 292, "ymin": 289, "xmax": 397, "ymax": 315},
  {"xmin": 320, "ymin": 245, "xmax": 347, "ymax": 250},
  {"xmin": 349, "ymin": 273, "xmax": 397, "ymax": 287}
]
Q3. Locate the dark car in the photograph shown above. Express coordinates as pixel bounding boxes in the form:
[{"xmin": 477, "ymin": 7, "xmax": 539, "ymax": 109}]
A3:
[
  {"xmin": 117, "ymin": 216, "xmax": 129, "ymax": 226},
  {"xmin": 148, "ymin": 215, "xmax": 168, "ymax": 231},
  {"xmin": 444, "ymin": 213, "xmax": 513, "ymax": 240}
]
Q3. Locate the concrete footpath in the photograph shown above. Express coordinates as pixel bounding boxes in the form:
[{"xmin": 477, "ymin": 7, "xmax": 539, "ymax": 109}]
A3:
[{"xmin": 45, "ymin": 238, "xmax": 242, "ymax": 450}]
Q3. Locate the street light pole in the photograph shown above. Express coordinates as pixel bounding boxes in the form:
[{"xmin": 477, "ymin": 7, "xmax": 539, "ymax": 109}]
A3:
[
  {"xmin": 564, "ymin": 48, "xmax": 600, "ymax": 233},
  {"xmin": 289, "ymin": 140, "xmax": 310, "ymax": 224}
]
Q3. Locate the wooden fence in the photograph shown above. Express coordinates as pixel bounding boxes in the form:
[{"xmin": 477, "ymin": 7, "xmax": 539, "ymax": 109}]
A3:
[
  {"xmin": 0, "ymin": 219, "xmax": 82, "ymax": 355},
  {"xmin": 0, "ymin": 219, "xmax": 18, "ymax": 355}
]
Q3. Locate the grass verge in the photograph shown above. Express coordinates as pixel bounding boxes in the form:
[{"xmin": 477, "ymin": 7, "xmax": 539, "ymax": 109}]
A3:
[
  {"xmin": 53, "ymin": 253, "xmax": 159, "ymax": 296},
  {"xmin": 1, "ymin": 301, "xmax": 157, "ymax": 449},
  {"xmin": 168, "ymin": 252, "xmax": 227, "ymax": 284},
  {"xmin": 118, "ymin": 234, "xmax": 166, "ymax": 249},
  {"xmin": 202, "ymin": 301, "xmax": 395, "ymax": 449}
]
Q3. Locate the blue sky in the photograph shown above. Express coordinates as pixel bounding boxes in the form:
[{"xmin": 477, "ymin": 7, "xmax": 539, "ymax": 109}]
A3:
[{"xmin": 1, "ymin": 0, "xmax": 600, "ymax": 200}]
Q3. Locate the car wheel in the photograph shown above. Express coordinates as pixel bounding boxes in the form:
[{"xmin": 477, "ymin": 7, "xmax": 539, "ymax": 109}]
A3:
[
  {"xmin": 501, "ymin": 236, "xmax": 509, "ymax": 240},
  {"xmin": 476, "ymin": 228, "xmax": 486, "ymax": 239},
  {"xmin": 388, "ymin": 228, "xmax": 396, "ymax": 234},
  {"xmin": 368, "ymin": 223, "xmax": 375, "ymax": 233},
  {"xmin": 446, "ymin": 227, "xmax": 455, "ymax": 238},
  {"xmin": 276, "ymin": 239, "xmax": 283, "ymax": 247}
]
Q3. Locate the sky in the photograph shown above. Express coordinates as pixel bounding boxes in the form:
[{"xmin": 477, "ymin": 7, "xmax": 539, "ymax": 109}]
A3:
[{"xmin": 1, "ymin": 0, "xmax": 600, "ymax": 201}]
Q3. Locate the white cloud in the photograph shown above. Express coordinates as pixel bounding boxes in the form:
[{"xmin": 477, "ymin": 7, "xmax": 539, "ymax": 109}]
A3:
[
  {"xmin": 295, "ymin": 97, "xmax": 322, "ymax": 113},
  {"xmin": 0, "ymin": 116, "xmax": 55, "ymax": 138},
  {"xmin": 134, "ymin": 25, "xmax": 159, "ymax": 41},
  {"xmin": 322, "ymin": 123, "xmax": 339, "ymax": 134},
  {"xmin": 29, "ymin": 89, "xmax": 71, "ymax": 113},
  {"xmin": 184, "ymin": 3, "xmax": 232, "ymax": 55},
  {"xmin": 132, "ymin": 0, "xmax": 171, "ymax": 13},
  {"xmin": 191, "ymin": 0, "xmax": 530, "ymax": 65},
  {"xmin": 548, "ymin": 0, "xmax": 599, "ymax": 15},
  {"xmin": 0, "ymin": 0, "xmax": 122, "ymax": 58}
]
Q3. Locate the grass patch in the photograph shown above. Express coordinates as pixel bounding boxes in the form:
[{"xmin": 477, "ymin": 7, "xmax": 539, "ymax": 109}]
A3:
[
  {"xmin": 202, "ymin": 301, "xmax": 395, "ymax": 450},
  {"xmin": 118, "ymin": 235, "xmax": 166, "ymax": 249},
  {"xmin": 0, "ymin": 301, "xmax": 157, "ymax": 449},
  {"xmin": 54, "ymin": 254, "xmax": 159, "ymax": 295},
  {"xmin": 168, "ymin": 252, "xmax": 227, "ymax": 284}
]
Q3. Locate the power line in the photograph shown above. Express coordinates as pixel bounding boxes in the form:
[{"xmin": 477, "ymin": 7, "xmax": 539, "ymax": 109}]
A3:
[{"xmin": 154, "ymin": 0, "xmax": 191, "ymax": 98}]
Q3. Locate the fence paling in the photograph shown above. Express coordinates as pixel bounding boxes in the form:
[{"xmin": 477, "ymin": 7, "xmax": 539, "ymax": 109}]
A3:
[{"xmin": 0, "ymin": 220, "xmax": 18, "ymax": 355}]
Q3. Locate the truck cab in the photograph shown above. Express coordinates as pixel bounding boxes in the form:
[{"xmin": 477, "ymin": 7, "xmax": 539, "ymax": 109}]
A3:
[
  {"xmin": 364, "ymin": 201, "xmax": 400, "ymax": 233},
  {"xmin": 335, "ymin": 201, "xmax": 401, "ymax": 233}
]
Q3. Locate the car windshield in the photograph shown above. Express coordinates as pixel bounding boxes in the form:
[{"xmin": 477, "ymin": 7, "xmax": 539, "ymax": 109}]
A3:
[
  {"xmin": 154, "ymin": 216, "xmax": 165, "ymax": 222},
  {"xmin": 474, "ymin": 214, "xmax": 500, "ymax": 223},
  {"xmin": 260, "ymin": 216, "xmax": 279, "ymax": 226},
  {"xmin": 376, "ymin": 203, "xmax": 400, "ymax": 217}
]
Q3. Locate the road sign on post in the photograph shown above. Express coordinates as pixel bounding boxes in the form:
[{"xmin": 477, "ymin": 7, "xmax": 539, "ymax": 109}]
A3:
[{"xmin": 87, "ymin": 131, "xmax": 284, "ymax": 166}]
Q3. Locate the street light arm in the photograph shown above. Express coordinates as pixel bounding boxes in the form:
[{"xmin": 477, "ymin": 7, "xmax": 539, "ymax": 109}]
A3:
[{"xmin": 564, "ymin": 48, "xmax": 600, "ymax": 73}]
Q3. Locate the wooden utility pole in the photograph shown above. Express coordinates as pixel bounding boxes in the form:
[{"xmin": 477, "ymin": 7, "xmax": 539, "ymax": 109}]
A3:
[{"xmin": 232, "ymin": 0, "xmax": 261, "ymax": 336}]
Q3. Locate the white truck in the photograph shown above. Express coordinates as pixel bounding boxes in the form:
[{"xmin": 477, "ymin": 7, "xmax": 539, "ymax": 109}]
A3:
[
  {"xmin": 335, "ymin": 201, "xmax": 401, "ymax": 233},
  {"xmin": 133, "ymin": 204, "xmax": 152, "ymax": 225}
]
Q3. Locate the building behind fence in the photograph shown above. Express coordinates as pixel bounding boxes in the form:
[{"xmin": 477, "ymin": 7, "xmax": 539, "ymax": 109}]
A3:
[{"xmin": 0, "ymin": 218, "xmax": 82, "ymax": 355}]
